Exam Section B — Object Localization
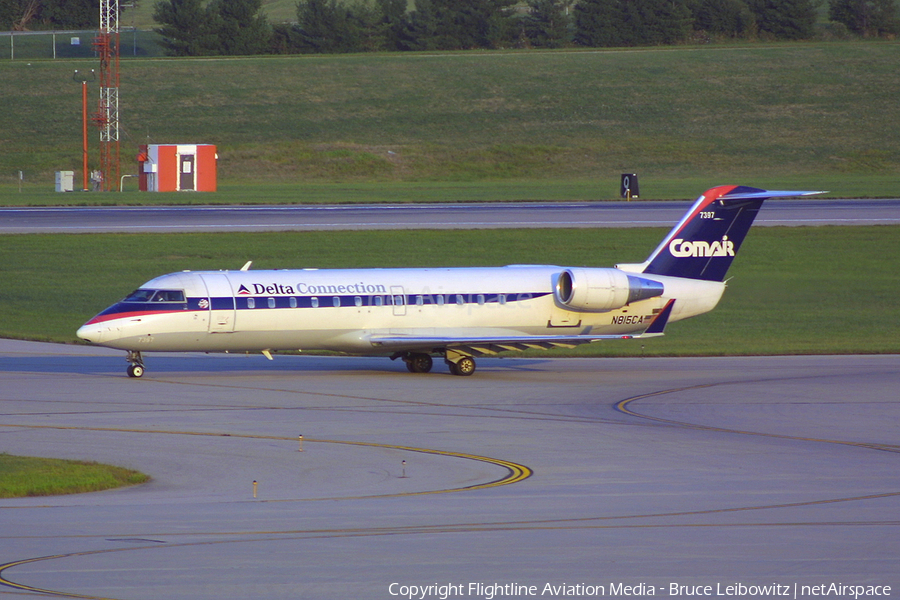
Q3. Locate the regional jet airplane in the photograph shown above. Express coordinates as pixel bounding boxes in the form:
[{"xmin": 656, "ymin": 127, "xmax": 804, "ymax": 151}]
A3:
[{"xmin": 77, "ymin": 185, "xmax": 820, "ymax": 377}]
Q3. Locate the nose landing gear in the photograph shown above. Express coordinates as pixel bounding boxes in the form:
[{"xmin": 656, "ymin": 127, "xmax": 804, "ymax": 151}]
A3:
[{"xmin": 126, "ymin": 351, "xmax": 145, "ymax": 378}]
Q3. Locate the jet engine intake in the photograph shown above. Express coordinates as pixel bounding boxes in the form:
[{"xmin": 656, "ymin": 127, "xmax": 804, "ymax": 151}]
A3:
[{"xmin": 554, "ymin": 268, "xmax": 664, "ymax": 312}]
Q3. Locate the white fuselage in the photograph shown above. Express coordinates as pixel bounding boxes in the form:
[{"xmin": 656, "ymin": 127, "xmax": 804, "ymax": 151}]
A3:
[{"xmin": 77, "ymin": 265, "xmax": 724, "ymax": 354}]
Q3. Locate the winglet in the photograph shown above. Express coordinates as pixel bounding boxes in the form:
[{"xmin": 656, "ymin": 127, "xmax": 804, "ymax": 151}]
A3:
[{"xmin": 640, "ymin": 299, "xmax": 675, "ymax": 337}]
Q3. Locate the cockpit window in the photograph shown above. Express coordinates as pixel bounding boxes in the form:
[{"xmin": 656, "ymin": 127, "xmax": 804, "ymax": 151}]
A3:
[
  {"xmin": 153, "ymin": 290, "xmax": 186, "ymax": 302},
  {"xmin": 124, "ymin": 289, "xmax": 155, "ymax": 302},
  {"xmin": 124, "ymin": 289, "xmax": 185, "ymax": 303}
]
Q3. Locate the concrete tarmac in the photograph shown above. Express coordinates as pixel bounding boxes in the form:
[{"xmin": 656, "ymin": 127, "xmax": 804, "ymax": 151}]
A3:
[{"xmin": 1, "ymin": 339, "xmax": 898, "ymax": 599}]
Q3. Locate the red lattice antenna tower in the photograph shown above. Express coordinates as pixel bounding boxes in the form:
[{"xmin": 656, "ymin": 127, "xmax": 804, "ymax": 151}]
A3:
[{"xmin": 93, "ymin": 0, "xmax": 119, "ymax": 191}]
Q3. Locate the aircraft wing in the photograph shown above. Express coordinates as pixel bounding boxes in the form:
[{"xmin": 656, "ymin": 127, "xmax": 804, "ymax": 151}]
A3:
[{"xmin": 370, "ymin": 300, "xmax": 674, "ymax": 356}]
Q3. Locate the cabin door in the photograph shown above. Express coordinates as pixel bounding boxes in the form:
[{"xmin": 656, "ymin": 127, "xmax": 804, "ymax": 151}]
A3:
[{"xmin": 200, "ymin": 273, "xmax": 236, "ymax": 333}]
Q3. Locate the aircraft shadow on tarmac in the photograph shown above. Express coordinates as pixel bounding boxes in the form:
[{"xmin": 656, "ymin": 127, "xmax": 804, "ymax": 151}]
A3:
[{"xmin": 0, "ymin": 352, "xmax": 556, "ymax": 376}]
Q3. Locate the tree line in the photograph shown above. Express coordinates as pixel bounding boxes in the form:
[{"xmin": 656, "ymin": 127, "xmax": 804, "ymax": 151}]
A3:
[
  {"xmin": 156, "ymin": 0, "xmax": 900, "ymax": 55},
  {"xmin": 3, "ymin": 0, "xmax": 899, "ymax": 53},
  {"xmin": 2, "ymin": 0, "xmax": 97, "ymax": 30}
]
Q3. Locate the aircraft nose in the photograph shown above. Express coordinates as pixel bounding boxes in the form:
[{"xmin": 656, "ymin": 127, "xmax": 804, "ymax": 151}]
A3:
[{"xmin": 76, "ymin": 322, "xmax": 103, "ymax": 344}]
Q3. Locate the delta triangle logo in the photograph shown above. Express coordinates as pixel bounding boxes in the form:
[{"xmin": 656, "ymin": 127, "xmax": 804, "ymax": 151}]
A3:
[{"xmin": 237, "ymin": 285, "xmax": 252, "ymax": 295}]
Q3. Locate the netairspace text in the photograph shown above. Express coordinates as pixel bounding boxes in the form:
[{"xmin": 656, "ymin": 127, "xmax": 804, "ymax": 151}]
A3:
[{"xmin": 387, "ymin": 582, "xmax": 893, "ymax": 600}]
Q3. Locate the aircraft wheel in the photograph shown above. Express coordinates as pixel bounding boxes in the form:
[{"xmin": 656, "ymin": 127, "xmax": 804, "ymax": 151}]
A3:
[
  {"xmin": 406, "ymin": 353, "xmax": 433, "ymax": 373},
  {"xmin": 127, "ymin": 364, "xmax": 144, "ymax": 378},
  {"xmin": 450, "ymin": 356, "xmax": 476, "ymax": 376}
]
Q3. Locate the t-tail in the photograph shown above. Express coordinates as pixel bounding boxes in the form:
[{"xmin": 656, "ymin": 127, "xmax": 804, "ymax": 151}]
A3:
[{"xmin": 620, "ymin": 185, "xmax": 824, "ymax": 282}]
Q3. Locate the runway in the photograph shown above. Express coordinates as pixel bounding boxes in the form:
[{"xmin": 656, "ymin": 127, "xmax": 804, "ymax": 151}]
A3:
[
  {"xmin": 1, "ymin": 339, "xmax": 898, "ymax": 599},
  {"xmin": 2, "ymin": 198, "xmax": 900, "ymax": 233}
]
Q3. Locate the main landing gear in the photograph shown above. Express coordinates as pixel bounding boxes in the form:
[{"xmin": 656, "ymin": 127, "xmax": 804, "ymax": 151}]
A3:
[
  {"xmin": 126, "ymin": 351, "xmax": 145, "ymax": 378},
  {"xmin": 445, "ymin": 355, "xmax": 476, "ymax": 376},
  {"xmin": 395, "ymin": 351, "xmax": 476, "ymax": 376},
  {"xmin": 404, "ymin": 352, "xmax": 434, "ymax": 373}
]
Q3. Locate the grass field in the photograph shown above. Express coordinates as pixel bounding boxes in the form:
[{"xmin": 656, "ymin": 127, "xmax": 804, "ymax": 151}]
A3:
[
  {"xmin": 2, "ymin": 225, "xmax": 897, "ymax": 356},
  {"xmin": 2, "ymin": 42, "xmax": 899, "ymax": 202},
  {"xmin": 0, "ymin": 453, "xmax": 148, "ymax": 498}
]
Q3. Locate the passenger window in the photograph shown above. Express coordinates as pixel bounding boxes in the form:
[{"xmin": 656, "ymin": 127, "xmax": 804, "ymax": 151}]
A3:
[
  {"xmin": 247, "ymin": 298, "xmax": 256, "ymax": 309},
  {"xmin": 290, "ymin": 297, "xmax": 297, "ymax": 309},
  {"xmin": 477, "ymin": 294, "xmax": 485, "ymax": 305},
  {"xmin": 333, "ymin": 297, "xmax": 341, "ymax": 307},
  {"xmin": 267, "ymin": 298, "xmax": 276, "ymax": 309},
  {"xmin": 436, "ymin": 295, "xmax": 444, "ymax": 306},
  {"xmin": 456, "ymin": 294, "xmax": 464, "ymax": 306},
  {"xmin": 311, "ymin": 297, "xmax": 319, "ymax": 308},
  {"xmin": 499, "ymin": 294, "xmax": 507, "ymax": 305},
  {"xmin": 354, "ymin": 296, "xmax": 362, "ymax": 307},
  {"xmin": 374, "ymin": 296, "xmax": 383, "ymax": 307},
  {"xmin": 416, "ymin": 295, "xmax": 424, "ymax": 306}
]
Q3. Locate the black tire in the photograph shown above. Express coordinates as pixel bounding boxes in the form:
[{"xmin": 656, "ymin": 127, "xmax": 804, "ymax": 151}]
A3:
[
  {"xmin": 451, "ymin": 356, "xmax": 476, "ymax": 376},
  {"xmin": 407, "ymin": 353, "xmax": 433, "ymax": 373}
]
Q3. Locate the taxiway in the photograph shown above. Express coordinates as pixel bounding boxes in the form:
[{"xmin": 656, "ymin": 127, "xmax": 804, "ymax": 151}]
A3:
[
  {"xmin": 1, "ymin": 339, "xmax": 898, "ymax": 599},
  {"xmin": 2, "ymin": 198, "xmax": 899, "ymax": 233}
]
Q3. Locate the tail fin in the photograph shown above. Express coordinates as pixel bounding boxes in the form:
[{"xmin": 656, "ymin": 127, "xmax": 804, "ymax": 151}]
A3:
[{"xmin": 621, "ymin": 185, "xmax": 823, "ymax": 282}]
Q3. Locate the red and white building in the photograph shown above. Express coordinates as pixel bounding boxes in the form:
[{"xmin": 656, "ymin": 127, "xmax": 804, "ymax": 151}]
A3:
[{"xmin": 138, "ymin": 144, "xmax": 217, "ymax": 192}]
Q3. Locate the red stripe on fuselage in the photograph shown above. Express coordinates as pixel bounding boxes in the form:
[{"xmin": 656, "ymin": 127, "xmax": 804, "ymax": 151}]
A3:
[{"xmin": 84, "ymin": 309, "xmax": 185, "ymax": 326}]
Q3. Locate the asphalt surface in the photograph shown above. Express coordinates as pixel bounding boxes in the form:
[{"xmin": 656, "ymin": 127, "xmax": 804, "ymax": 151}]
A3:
[
  {"xmin": 1, "ymin": 339, "xmax": 898, "ymax": 599},
  {"xmin": 2, "ymin": 198, "xmax": 900, "ymax": 233}
]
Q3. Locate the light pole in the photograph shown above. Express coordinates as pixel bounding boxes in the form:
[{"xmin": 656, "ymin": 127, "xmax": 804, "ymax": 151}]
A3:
[{"xmin": 73, "ymin": 69, "xmax": 96, "ymax": 191}]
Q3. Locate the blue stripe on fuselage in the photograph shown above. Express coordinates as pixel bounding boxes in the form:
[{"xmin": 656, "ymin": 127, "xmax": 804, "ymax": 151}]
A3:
[{"xmin": 91, "ymin": 291, "xmax": 550, "ymax": 324}]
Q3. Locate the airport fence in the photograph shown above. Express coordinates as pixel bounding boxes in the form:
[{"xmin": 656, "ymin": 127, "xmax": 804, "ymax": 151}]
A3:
[{"xmin": 1, "ymin": 29, "xmax": 165, "ymax": 60}]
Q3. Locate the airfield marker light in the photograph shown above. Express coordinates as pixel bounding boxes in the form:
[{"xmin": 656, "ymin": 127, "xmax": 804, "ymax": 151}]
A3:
[
  {"xmin": 253, "ymin": 480, "xmax": 258, "ymax": 498},
  {"xmin": 401, "ymin": 460, "xmax": 407, "ymax": 478},
  {"xmin": 298, "ymin": 434, "xmax": 304, "ymax": 452}
]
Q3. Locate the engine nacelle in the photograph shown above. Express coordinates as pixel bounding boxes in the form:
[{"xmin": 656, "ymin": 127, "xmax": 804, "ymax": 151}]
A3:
[{"xmin": 554, "ymin": 268, "xmax": 664, "ymax": 312}]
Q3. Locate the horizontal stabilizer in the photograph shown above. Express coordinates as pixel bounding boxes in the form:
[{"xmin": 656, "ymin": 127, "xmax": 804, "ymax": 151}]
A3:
[{"xmin": 713, "ymin": 189, "xmax": 826, "ymax": 200}]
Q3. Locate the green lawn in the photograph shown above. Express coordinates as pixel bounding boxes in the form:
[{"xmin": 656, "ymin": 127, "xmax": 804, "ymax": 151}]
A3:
[
  {"xmin": 3, "ymin": 42, "xmax": 899, "ymax": 198},
  {"xmin": 0, "ymin": 453, "xmax": 148, "ymax": 498}
]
